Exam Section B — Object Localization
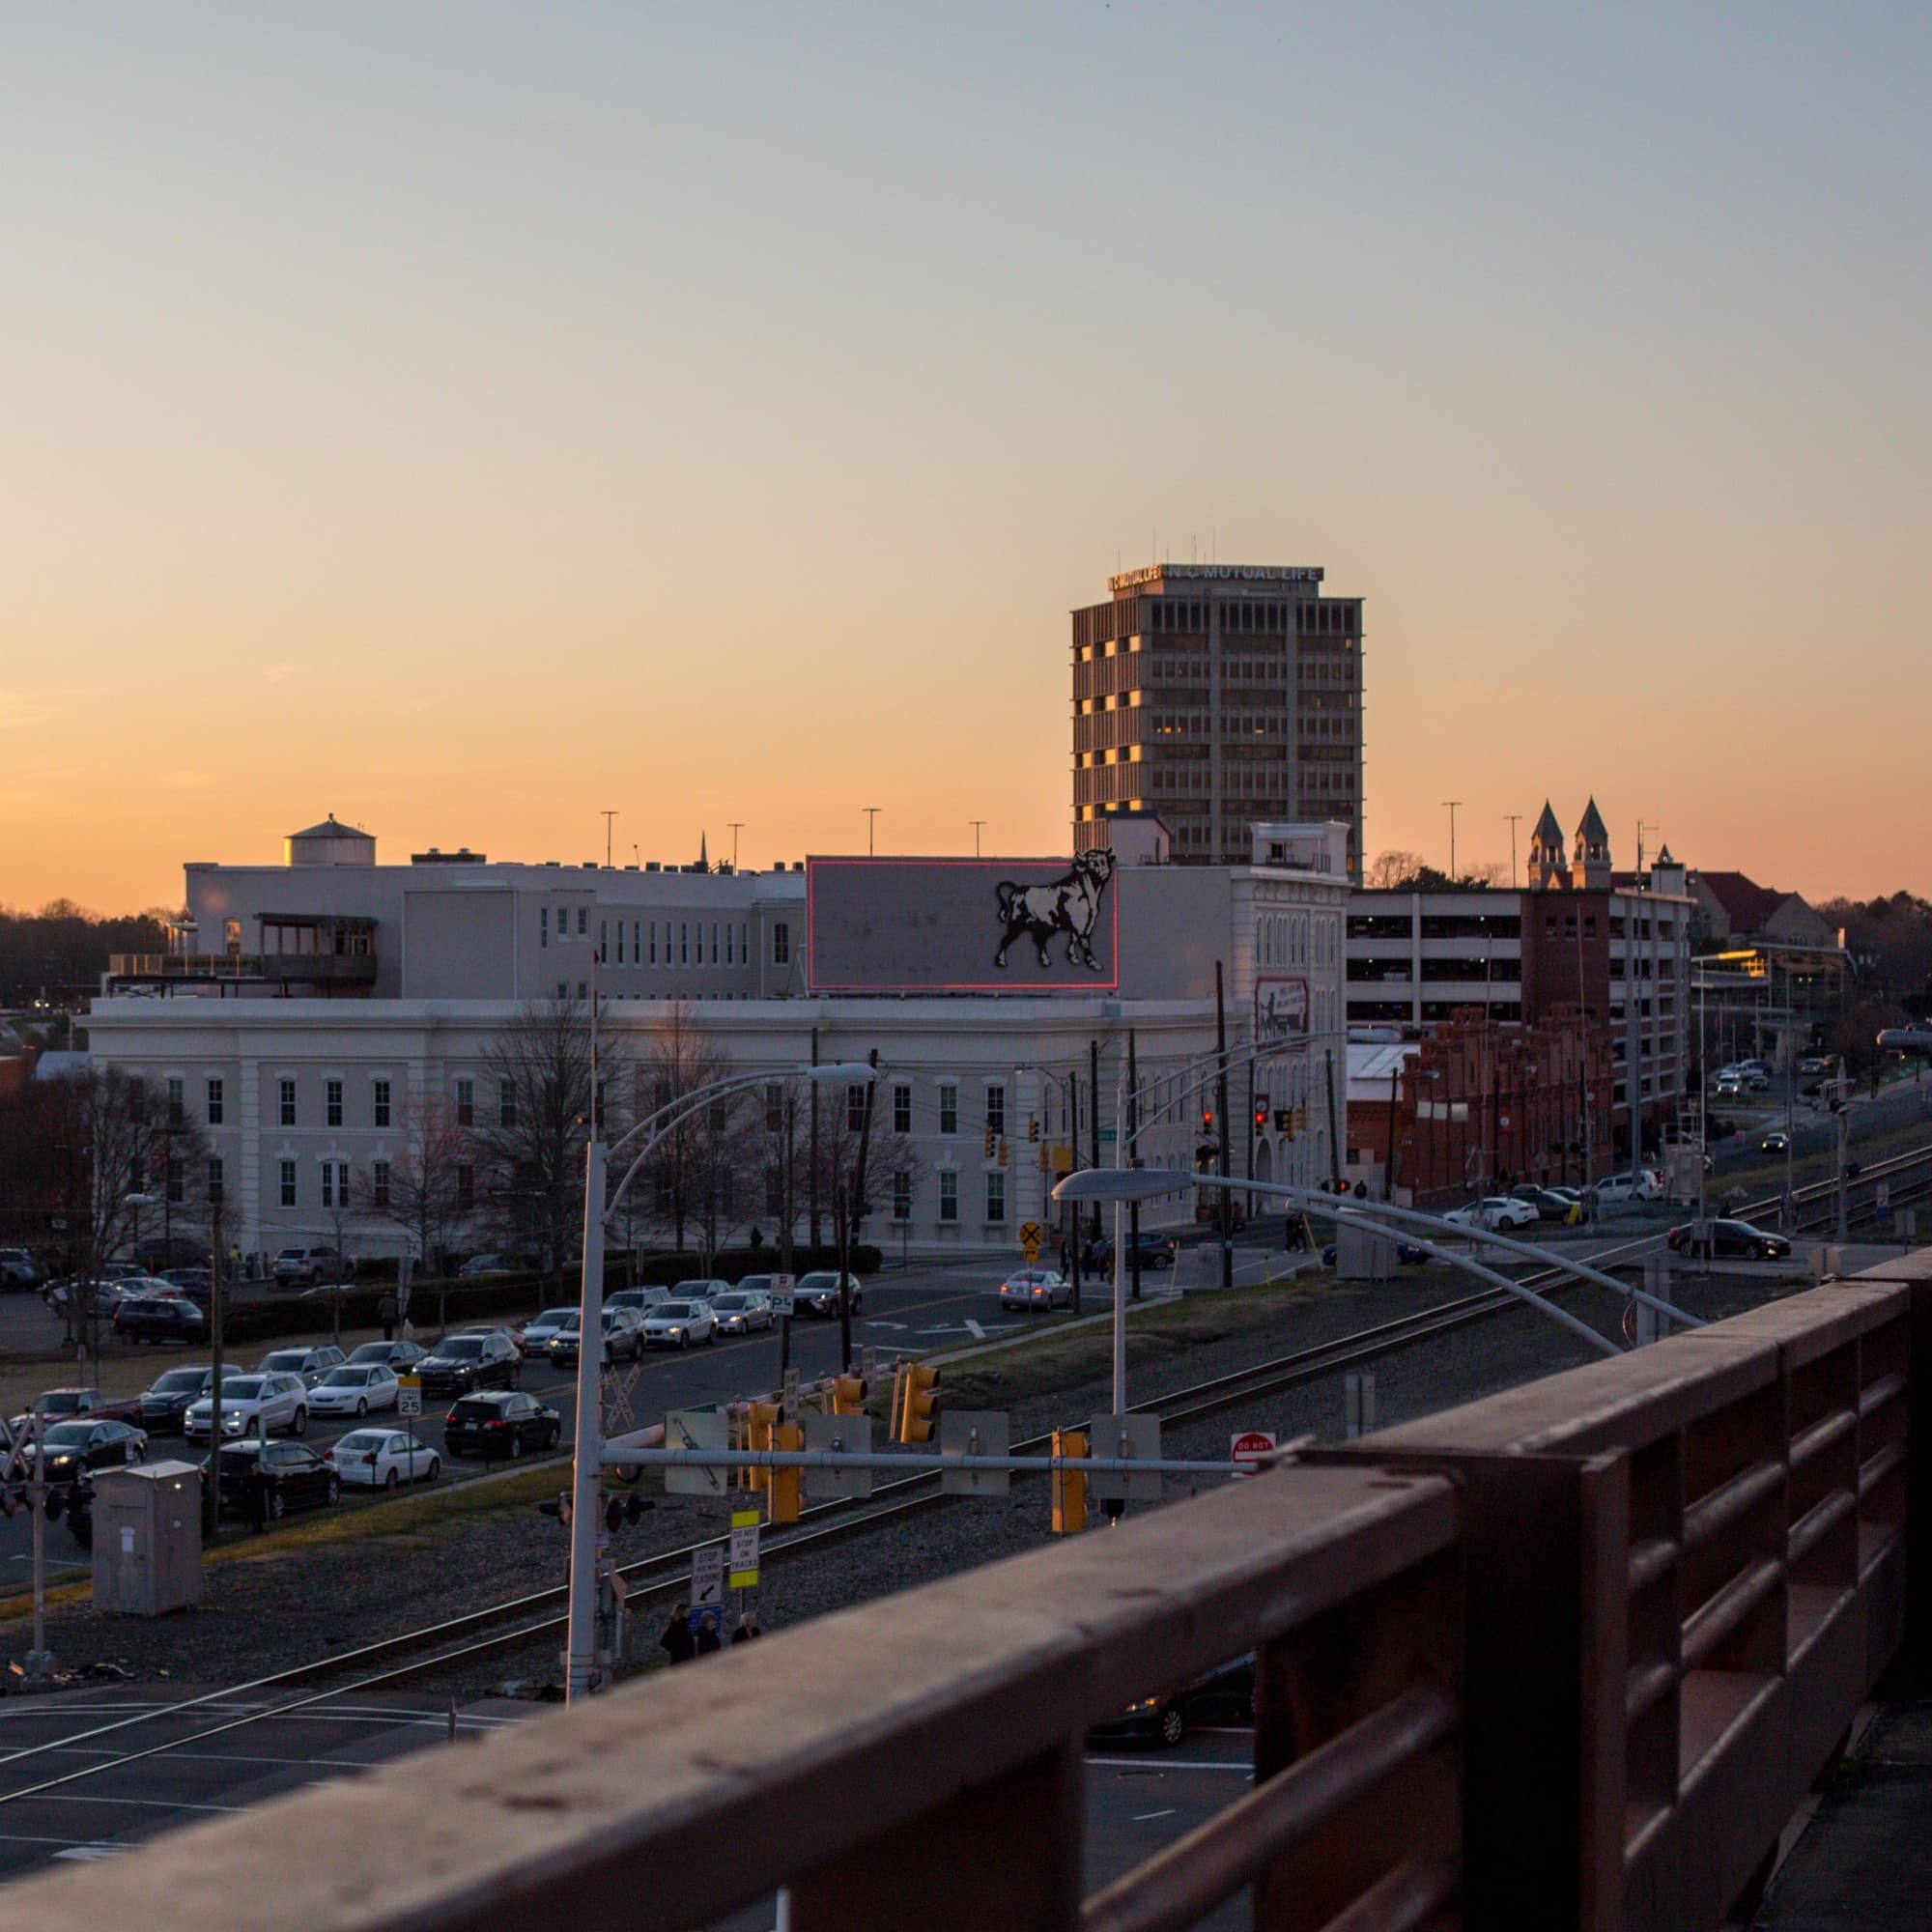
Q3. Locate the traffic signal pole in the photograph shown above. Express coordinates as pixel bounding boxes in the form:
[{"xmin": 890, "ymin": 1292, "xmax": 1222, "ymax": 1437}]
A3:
[{"xmin": 566, "ymin": 1135, "xmax": 607, "ymax": 1701}]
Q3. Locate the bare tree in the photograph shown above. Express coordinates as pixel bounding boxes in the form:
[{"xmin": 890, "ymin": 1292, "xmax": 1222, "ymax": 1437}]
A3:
[
  {"xmin": 636, "ymin": 1002, "xmax": 759, "ymax": 1262},
  {"xmin": 1366, "ymin": 850, "xmax": 1428, "ymax": 890},
  {"xmin": 469, "ymin": 997, "xmax": 611, "ymax": 1292},
  {"xmin": 356, "ymin": 1096, "xmax": 469, "ymax": 1281}
]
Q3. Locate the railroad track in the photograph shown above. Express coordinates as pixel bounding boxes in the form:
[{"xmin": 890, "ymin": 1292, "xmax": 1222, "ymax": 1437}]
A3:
[{"xmin": 2, "ymin": 1152, "xmax": 1924, "ymax": 1804}]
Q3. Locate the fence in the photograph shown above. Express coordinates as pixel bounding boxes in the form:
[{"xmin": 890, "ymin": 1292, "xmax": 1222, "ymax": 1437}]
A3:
[{"xmin": 9, "ymin": 1262, "xmax": 1927, "ymax": 1932}]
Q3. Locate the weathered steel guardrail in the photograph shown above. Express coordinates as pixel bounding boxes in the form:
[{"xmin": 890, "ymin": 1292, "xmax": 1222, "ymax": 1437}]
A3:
[{"xmin": 7, "ymin": 1258, "xmax": 1926, "ymax": 1932}]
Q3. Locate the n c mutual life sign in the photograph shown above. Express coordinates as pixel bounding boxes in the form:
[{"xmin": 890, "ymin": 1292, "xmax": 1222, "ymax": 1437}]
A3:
[{"xmin": 808, "ymin": 855, "xmax": 1120, "ymax": 993}]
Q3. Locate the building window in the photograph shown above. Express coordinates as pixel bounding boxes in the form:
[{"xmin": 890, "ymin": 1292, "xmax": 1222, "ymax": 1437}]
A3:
[
  {"xmin": 455, "ymin": 1078, "xmax": 474, "ymax": 1127},
  {"xmin": 326, "ymin": 1078, "xmax": 344, "ymax": 1128},
  {"xmin": 578, "ymin": 908, "xmax": 588, "ymax": 937},
  {"xmin": 846, "ymin": 1084, "xmax": 868, "ymax": 1132},
  {"xmin": 165, "ymin": 1156, "xmax": 185, "ymax": 1206},
  {"xmin": 985, "ymin": 1171, "xmax": 1007, "ymax": 1223},
  {"xmin": 765, "ymin": 1165, "xmax": 784, "ymax": 1216},
  {"xmin": 321, "ymin": 1159, "xmax": 348, "ymax": 1209},
  {"xmin": 939, "ymin": 1170, "xmax": 958, "ymax": 1223},
  {"xmin": 985, "ymin": 1084, "xmax": 1007, "ymax": 1137},
  {"xmin": 711, "ymin": 923, "xmax": 720, "ymax": 965},
  {"xmin": 206, "ymin": 1077, "xmax": 224, "ymax": 1126},
  {"xmin": 741, "ymin": 923, "xmax": 749, "ymax": 967},
  {"xmin": 499, "ymin": 1079, "xmax": 518, "ymax": 1128},
  {"xmin": 207, "ymin": 1157, "xmax": 224, "ymax": 1207},
  {"xmin": 939, "ymin": 1083, "xmax": 958, "ymax": 1136},
  {"xmin": 457, "ymin": 1164, "xmax": 476, "ymax": 1210},
  {"xmin": 765, "ymin": 1082, "xmax": 784, "ymax": 1132},
  {"xmin": 615, "ymin": 922, "xmax": 624, "ymax": 965},
  {"xmin": 725, "ymin": 924, "xmax": 734, "ymax": 966},
  {"xmin": 578, "ymin": 981, "xmax": 587, "ymax": 999},
  {"xmin": 893, "ymin": 1083, "xmax": 912, "ymax": 1134},
  {"xmin": 773, "ymin": 922, "xmax": 790, "ymax": 966},
  {"xmin": 372, "ymin": 1078, "xmax": 390, "ymax": 1128},
  {"xmin": 893, "ymin": 1171, "xmax": 912, "ymax": 1222},
  {"xmin": 650, "ymin": 921, "xmax": 657, "ymax": 965},
  {"xmin": 370, "ymin": 1159, "xmax": 390, "ymax": 1210},
  {"xmin": 541, "ymin": 907, "xmax": 549, "ymax": 949},
  {"xmin": 278, "ymin": 1078, "xmax": 297, "ymax": 1127},
  {"xmin": 680, "ymin": 923, "xmax": 689, "ymax": 966},
  {"xmin": 600, "ymin": 920, "xmax": 609, "ymax": 963},
  {"xmin": 279, "ymin": 1159, "xmax": 298, "ymax": 1208},
  {"xmin": 558, "ymin": 981, "xmax": 568, "ymax": 1000},
  {"xmin": 165, "ymin": 1076, "xmax": 184, "ymax": 1126}
]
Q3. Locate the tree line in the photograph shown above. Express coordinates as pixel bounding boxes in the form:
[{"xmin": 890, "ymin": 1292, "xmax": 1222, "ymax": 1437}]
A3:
[{"xmin": 0, "ymin": 901, "xmax": 172, "ymax": 1005}]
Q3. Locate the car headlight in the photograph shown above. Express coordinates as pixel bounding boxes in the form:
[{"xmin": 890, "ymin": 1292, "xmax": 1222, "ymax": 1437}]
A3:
[
  {"xmin": 223, "ymin": 1414, "xmax": 244, "ymax": 1435},
  {"xmin": 668, "ymin": 1325, "xmax": 685, "ymax": 1337}
]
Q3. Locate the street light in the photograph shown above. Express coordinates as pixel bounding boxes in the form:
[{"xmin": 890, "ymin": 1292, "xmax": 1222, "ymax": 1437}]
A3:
[
  {"xmin": 565, "ymin": 1059, "xmax": 877, "ymax": 1702},
  {"xmin": 1051, "ymin": 1167, "xmax": 1194, "ymax": 1412}
]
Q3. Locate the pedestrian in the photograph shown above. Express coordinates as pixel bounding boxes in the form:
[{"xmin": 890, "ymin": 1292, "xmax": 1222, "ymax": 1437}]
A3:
[
  {"xmin": 748, "ymin": 1225, "xmax": 763, "ymax": 1251},
  {"xmin": 731, "ymin": 1610, "xmax": 761, "ymax": 1644},
  {"xmin": 378, "ymin": 1293, "xmax": 398, "ymax": 1343},
  {"xmin": 660, "ymin": 1601, "xmax": 696, "ymax": 1667},
  {"xmin": 695, "ymin": 1608, "xmax": 723, "ymax": 1657}
]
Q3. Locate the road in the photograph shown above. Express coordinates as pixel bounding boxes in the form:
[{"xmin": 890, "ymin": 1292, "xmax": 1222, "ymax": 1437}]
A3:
[{"xmin": 0, "ymin": 1262, "xmax": 1056, "ymax": 1582}]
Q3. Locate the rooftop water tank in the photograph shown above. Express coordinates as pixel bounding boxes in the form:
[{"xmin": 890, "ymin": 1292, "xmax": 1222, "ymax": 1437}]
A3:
[{"xmin": 286, "ymin": 816, "xmax": 376, "ymax": 867}]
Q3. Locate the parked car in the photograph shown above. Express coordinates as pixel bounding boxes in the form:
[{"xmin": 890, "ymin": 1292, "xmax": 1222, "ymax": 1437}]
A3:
[
  {"xmin": 416, "ymin": 1332, "xmax": 521, "ymax": 1395},
  {"xmin": 1746, "ymin": 1072, "xmax": 1771, "ymax": 1094},
  {"xmin": 442, "ymin": 1390, "xmax": 562, "ymax": 1460},
  {"xmin": 328, "ymin": 1428, "xmax": 440, "ymax": 1489},
  {"xmin": 28, "ymin": 1418, "xmax": 148, "ymax": 1482},
  {"xmin": 308, "ymin": 1364, "xmax": 401, "ymax": 1418},
  {"xmin": 131, "ymin": 1236, "xmax": 211, "ymax": 1272},
  {"xmin": 1591, "ymin": 1171, "xmax": 1664, "ymax": 1207},
  {"xmin": 794, "ymin": 1271, "xmax": 864, "ymax": 1317},
  {"xmin": 999, "ymin": 1268, "xmax": 1072, "ymax": 1312},
  {"xmin": 641, "ymin": 1298, "xmax": 719, "ymax": 1349},
  {"xmin": 271, "ymin": 1245, "xmax": 353, "ymax": 1287},
  {"xmin": 1088, "ymin": 1655, "xmax": 1256, "ymax": 1748},
  {"xmin": 546, "ymin": 1307, "xmax": 645, "ymax": 1367},
  {"xmin": 158, "ymin": 1266, "xmax": 214, "ymax": 1303},
  {"xmin": 457, "ymin": 1253, "xmax": 519, "ymax": 1279},
  {"xmin": 733, "ymin": 1274, "xmax": 780, "ymax": 1299},
  {"xmin": 0, "ymin": 1248, "xmax": 46, "ymax": 1292},
  {"xmin": 112, "ymin": 1293, "xmax": 208, "ymax": 1345},
  {"xmin": 348, "ymin": 1339, "xmax": 429, "ymax": 1373},
  {"xmin": 138, "ymin": 1365, "xmax": 213, "ymax": 1434},
  {"xmin": 15, "ymin": 1386, "xmax": 143, "ymax": 1428},
  {"xmin": 1761, "ymin": 1131, "xmax": 1791, "ymax": 1154},
  {"xmin": 1666, "ymin": 1219, "xmax": 1793, "ymax": 1261},
  {"xmin": 708, "ymin": 1290, "xmax": 775, "ymax": 1334},
  {"xmin": 45, "ymin": 1276, "xmax": 167, "ymax": 1318},
  {"xmin": 456, "ymin": 1321, "xmax": 530, "ymax": 1360},
  {"xmin": 256, "ymin": 1345, "xmax": 348, "ymax": 1388},
  {"xmin": 1095, "ymin": 1233, "xmax": 1179, "ymax": 1272},
  {"xmin": 214, "ymin": 1440, "xmax": 339, "ymax": 1519},
  {"xmin": 185, "ymin": 1372, "xmax": 310, "ymax": 1443},
  {"xmin": 520, "ymin": 1307, "xmax": 582, "ymax": 1351}
]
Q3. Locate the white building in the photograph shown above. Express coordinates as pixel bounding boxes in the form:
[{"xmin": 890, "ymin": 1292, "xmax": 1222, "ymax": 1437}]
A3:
[{"xmin": 88, "ymin": 816, "xmax": 1351, "ymax": 1260}]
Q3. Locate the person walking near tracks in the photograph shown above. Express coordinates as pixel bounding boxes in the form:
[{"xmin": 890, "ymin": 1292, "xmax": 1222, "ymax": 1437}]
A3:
[
  {"xmin": 695, "ymin": 1608, "xmax": 723, "ymax": 1657},
  {"xmin": 660, "ymin": 1600, "xmax": 696, "ymax": 1666}
]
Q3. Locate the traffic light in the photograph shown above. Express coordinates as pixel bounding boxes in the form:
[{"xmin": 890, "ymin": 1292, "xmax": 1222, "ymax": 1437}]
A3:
[
  {"xmin": 769, "ymin": 1422, "xmax": 804, "ymax": 1524},
  {"xmin": 1254, "ymin": 1097, "xmax": 1268, "ymax": 1132},
  {"xmin": 1051, "ymin": 1429, "xmax": 1088, "ymax": 1535},
  {"xmin": 984, "ymin": 1125, "xmax": 997, "ymax": 1159},
  {"xmin": 1028, "ymin": 1116, "xmax": 1039, "ymax": 1143},
  {"xmin": 998, "ymin": 1138, "xmax": 1009, "ymax": 1169},
  {"xmin": 895, "ymin": 1362, "xmax": 940, "ymax": 1443},
  {"xmin": 1202, "ymin": 1107, "xmax": 1214, "ymax": 1132},
  {"xmin": 827, "ymin": 1375, "xmax": 867, "ymax": 1416},
  {"xmin": 744, "ymin": 1400, "xmax": 781, "ymax": 1494}
]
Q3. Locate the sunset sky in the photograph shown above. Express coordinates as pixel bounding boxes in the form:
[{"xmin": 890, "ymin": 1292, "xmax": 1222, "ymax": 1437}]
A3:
[{"xmin": 4, "ymin": 6, "xmax": 1926, "ymax": 914}]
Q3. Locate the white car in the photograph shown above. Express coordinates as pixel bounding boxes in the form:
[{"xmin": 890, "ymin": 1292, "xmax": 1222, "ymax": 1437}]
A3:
[
  {"xmin": 185, "ymin": 1372, "xmax": 310, "ymax": 1442},
  {"xmin": 308, "ymin": 1364, "xmax": 401, "ymax": 1418},
  {"xmin": 707, "ymin": 1291, "xmax": 774, "ymax": 1334},
  {"xmin": 521, "ymin": 1307, "xmax": 581, "ymax": 1351},
  {"xmin": 999, "ymin": 1268, "xmax": 1072, "ymax": 1311},
  {"xmin": 257, "ymin": 1345, "xmax": 348, "ymax": 1387},
  {"xmin": 1443, "ymin": 1198, "xmax": 1538, "ymax": 1233},
  {"xmin": 1592, "ymin": 1171, "xmax": 1665, "ymax": 1207},
  {"xmin": 642, "ymin": 1298, "xmax": 718, "ymax": 1349},
  {"xmin": 328, "ymin": 1428, "xmax": 440, "ymax": 1489}
]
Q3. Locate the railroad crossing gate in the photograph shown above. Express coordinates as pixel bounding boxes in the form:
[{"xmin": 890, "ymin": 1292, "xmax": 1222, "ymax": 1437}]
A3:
[
  {"xmin": 1230, "ymin": 1429, "xmax": 1277, "ymax": 1477},
  {"xmin": 1018, "ymin": 1219, "xmax": 1043, "ymax": 1262},
  {"xmin": 803, "ymin": 1410, "xmax": 873, "ymax": 1500},
  {"xmin": 1087, "ymin": 1413, "xmax": 1163, "ymax": 1502},
  {"xmin": 939, "ymin": 1410, "xmax": 1009, "ymax": 1496},
  {"xmin": 727, "ymin": 1508, "xmax": 760, "ymax": 1588},
  {"xmin": 396, "ymin": 1376, "xmax": 422, "ymax": 1418},
  {"xmin": 666, "ymin": 1408, "xmax": 730, "ymax": 1496}
]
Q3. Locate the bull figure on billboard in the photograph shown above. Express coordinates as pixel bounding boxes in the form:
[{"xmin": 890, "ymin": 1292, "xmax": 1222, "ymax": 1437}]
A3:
[{"xmin": 993, "ymin": 850, "xmax": 1116, "ymax": 972}]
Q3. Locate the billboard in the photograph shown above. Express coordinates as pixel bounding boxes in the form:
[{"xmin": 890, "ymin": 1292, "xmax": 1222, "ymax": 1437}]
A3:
[
  {"xmin": 808, "ymin": 854, "xmax": 1120, "ymax": 993},
  {"xmin": 1254, "ymin": 975, "xmax": 1309, "ymax": 1045}
]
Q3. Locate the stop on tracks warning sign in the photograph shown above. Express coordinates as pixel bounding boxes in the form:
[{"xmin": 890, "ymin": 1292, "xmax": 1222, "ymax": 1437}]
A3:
[{"xmin": 1230, "ymin": 1430, "xmax": 1278, "ymax": 1477}]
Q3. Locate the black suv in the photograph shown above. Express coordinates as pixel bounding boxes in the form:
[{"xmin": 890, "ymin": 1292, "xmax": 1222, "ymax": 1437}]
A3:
[
  {"xmin": 113, "ymin": 1295, "xmax": 207, "ymax": 1346},
  {"xmin": 215, "ymin": 1441, "xmax": 339, "ymax": 1520},
  {"xmin": 138, "ymin": 1366, "xmax": 213, "ymax": 1433},
  {"xmin": 416, "ymin": 1332, "xmax": 521, "ymax": 1395},
  {"xmin": 443, "ymin": 1390, "xmax": 562, "ymax": 1460}
]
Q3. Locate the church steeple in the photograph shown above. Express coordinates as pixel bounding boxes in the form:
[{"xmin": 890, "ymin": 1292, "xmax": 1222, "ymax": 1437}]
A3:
[
  {"xmin": 696, "ymin": 832, "xmax": 709, "ymax": 873},
  {"xmin": 1572, "ymin": 798, "xmax": 1611, "ymax": 890},
  {"xmin": 1527, "ymin": 801, "xmax": 1568, "ymax": 890}
]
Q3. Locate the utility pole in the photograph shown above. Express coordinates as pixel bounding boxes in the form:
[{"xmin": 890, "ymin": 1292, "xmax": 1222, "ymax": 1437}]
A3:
[
  {"xmin": 969, "ymin": 820, "xmax": 985, "ymax": 858},
  {"xmin": 1215, "ymin": 962, "xmax": 1233, "ymax": 1288},
  {"xmin": 204, "ymin": 1195, "xmax": 225, "ymax": 1539},
  {"xmin": 862, "ymin": 808, "xmax": 880, "ymax": 857},
  {"xmin": 780, "ymin": 1093, "xmax": 796, "ymax": 1378},
  {"xmin": 1126, "ymin": 1029, "xmax": 1142, "ymax": 1303},
  {"xmin": 1088, "ymin": 1039, "xmax": 1101, "ymax": 1248},
  {"xmin": 809, "ymin": 1027, "xmax": 821, "ymax": 1256},
  {"xmin": 601, "ymin": 810, "xmax": 617, "ymax": 869},
  {"xmin": 1504, "ymin": 813, "xmax": 1522, "ymax": 890},
  {"xmin": 727, "ymin": 823, "xmax": 744, "ymax": 871},
  {"xmin": 1442, "ymin": 801, "xmax": 1463, "ymax": 881},
  {"xmin": 1835, "ymin": 1063, "xmax": 1851, "ymax": 1241}
]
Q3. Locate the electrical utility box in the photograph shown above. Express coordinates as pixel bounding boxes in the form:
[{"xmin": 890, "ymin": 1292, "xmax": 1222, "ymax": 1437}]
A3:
[{"xmin": 91, "ymin": 1461, "xmax": 204, "ymax": 1615}]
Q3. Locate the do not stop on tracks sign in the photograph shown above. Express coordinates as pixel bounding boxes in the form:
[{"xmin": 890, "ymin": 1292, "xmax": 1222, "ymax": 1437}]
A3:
[{"xmin": 1230, "ymin": 1430, "xmax": 1278, "ymax": 1477}]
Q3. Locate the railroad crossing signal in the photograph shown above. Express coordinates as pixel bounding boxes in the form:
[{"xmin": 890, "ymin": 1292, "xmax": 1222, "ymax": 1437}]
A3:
[
  {"xmin": 768, "ymin": 1422, "xmax": 804, "ymax": 1523},
  {"xmin": 1051, "ymin": 1429, "xmax": 1088, "ymax": 1535},
  {"xmin": 397, "ymin": 1376, "xmax": 422, "ymax": 1418},
  {"xmin": 893, "ymin": 1362, "xmax": 941, "ymax": 1443},
  {"xmin": 1018, "ymin": 1219, "xmax": 1043, "ymax": 1262}
]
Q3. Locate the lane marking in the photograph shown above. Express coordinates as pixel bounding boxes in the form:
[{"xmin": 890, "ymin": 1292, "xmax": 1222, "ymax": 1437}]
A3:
[
  {"xmin": 964, "ymin": 1320, "xmax": 986, "ymax": 1340},
  {"xmin": 1132, "ymin": 1808, "xmax": 1178, "ymax": 1822},
  {"xmin": 2, "ymin": 1794, "xmax": 248, "ymax": 1815},
  {"xmin": 1085, "ymin": 1758, "xmax": 1253, "ymax": 1774}
]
